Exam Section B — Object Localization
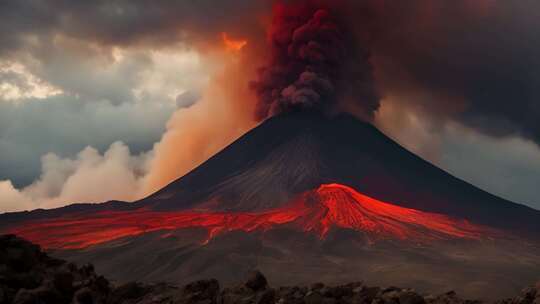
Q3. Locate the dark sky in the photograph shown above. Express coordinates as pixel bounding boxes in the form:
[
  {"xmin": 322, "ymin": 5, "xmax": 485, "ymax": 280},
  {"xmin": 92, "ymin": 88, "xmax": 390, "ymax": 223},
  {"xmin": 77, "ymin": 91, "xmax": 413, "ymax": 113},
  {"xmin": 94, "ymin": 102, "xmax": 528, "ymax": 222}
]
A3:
[{"xmin": 0, "ymin": 0, "xmax": 539, "ymax": 211}]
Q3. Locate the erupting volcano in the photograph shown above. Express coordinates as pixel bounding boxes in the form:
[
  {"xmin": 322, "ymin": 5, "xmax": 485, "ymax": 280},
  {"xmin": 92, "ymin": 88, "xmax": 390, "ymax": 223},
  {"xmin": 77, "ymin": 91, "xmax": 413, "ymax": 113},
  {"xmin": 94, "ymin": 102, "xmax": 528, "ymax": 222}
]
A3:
[
  {"xmin": 1, "ymin": 5, "xmax": 540, "ymax": 298},
  {"xmin": 1, "ymin": 111, "xmax": 540, "ymax": 298}
]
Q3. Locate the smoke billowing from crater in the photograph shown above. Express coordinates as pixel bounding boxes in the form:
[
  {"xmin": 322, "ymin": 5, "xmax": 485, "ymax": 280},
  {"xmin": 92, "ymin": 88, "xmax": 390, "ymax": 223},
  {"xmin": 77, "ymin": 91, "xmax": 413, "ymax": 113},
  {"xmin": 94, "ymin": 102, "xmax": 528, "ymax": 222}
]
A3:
[
  {"xmin": 249, "ymin": 0, "xmax": 540, "ymax": 147},
  {"xmin": 250, "ymin": 2, "xmax": 379, "ymax": 121}
]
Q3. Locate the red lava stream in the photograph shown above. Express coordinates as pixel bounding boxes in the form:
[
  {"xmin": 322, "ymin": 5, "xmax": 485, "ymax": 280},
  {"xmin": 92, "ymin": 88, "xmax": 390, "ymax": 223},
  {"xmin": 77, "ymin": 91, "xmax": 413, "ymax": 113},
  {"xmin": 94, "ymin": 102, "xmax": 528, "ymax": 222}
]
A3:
[{"xmin": 6, "ymin": 184, "xmax": 492, "ymax": 249}]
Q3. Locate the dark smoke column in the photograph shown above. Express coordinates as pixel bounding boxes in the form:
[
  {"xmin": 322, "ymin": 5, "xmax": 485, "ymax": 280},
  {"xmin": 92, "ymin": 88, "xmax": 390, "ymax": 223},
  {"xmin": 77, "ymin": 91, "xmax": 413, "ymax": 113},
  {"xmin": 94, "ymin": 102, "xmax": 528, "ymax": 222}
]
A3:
[{"xmin": 250, "ymin": 2, "xmax": 379, "ymax": 120}]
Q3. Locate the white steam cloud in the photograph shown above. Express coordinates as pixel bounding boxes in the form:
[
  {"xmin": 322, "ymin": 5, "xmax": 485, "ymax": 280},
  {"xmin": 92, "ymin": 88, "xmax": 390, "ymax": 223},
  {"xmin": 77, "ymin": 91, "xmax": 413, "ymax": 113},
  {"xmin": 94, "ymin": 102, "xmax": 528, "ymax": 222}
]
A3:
[{"xmin": 0, "ymin": 142, "xmax": 152, "ymax": 212}]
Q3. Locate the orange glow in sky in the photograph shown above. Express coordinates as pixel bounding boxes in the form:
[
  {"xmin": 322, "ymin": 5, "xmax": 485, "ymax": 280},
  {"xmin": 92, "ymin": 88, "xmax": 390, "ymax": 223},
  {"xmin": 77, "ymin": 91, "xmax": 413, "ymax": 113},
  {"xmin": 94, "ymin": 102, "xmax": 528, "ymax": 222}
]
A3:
[{"xmin": 221, "ymin": 32, "xmax": 247, "ymax": 51}]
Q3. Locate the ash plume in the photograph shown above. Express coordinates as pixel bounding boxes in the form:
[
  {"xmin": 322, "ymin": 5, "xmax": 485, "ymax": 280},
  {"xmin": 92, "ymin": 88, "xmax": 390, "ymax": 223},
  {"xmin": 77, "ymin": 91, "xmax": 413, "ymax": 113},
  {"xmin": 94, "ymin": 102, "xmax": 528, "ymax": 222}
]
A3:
[
  {"xmin": 250, "ymin": 0, "xmax": 540, "ymax": 146},
  {"xmin": 250, "ymin": 3, "xmax": 379, "ymax": 120}
]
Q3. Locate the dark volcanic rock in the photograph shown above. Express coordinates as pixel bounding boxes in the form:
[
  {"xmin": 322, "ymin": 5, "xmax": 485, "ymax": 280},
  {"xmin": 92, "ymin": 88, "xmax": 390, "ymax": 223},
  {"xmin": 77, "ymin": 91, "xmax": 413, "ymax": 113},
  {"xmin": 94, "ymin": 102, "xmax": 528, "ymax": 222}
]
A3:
[
  {"xmin": 108, "ymin": 282, "xmax": 150, "ymax": 304},
  {"xmin": 2, "ymin": 234, "xmax": 540, "ymax": 304},
  {"xmin": 425, "ymin": 290, "xmax": 482, "ymax": 304},
  {"xmin": 245, "ymin": 271, "xmax": 268, "ymax": 291},
  {"xmin": 399, "ymin": 290, "xmax": 426, "ymax": 304},
  {"xmin": 0, "ymin": 234, "xmax": 110, "ymax": 304},
  {"xmin": 73, "ymin": 287, "xmax": 95, "ymax": 304},
  {"xmin": 255, "ymin": 288, "xmax": 275, "ymax": 304},
  {"xmin": 179, "ymin": 279, "xmax": 220, "ymax": 304},
  {"xmin": 496, "ymin": 283, "xmax": 540, "ymax": 304}
]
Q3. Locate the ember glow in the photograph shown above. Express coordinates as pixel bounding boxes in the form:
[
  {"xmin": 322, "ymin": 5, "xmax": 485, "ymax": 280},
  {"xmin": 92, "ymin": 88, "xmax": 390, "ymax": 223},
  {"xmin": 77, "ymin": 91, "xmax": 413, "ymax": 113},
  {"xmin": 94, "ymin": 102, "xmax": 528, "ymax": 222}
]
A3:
[
  {"xmin": 221, "ymin": 32, "xmax": 248, "ymax": 51},
  {"xmin": 7, "ymin": 184, "xmax": 494, "ymax": 249}
]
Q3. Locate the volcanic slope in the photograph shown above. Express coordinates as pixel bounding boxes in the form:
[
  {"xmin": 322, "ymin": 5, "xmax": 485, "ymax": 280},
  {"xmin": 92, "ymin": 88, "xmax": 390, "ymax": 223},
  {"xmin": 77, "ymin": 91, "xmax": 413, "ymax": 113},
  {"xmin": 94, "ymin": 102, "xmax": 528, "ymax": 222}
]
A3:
[{"xmin": 140, "ymin": 111, "xmax": 540, "ymax": 238}]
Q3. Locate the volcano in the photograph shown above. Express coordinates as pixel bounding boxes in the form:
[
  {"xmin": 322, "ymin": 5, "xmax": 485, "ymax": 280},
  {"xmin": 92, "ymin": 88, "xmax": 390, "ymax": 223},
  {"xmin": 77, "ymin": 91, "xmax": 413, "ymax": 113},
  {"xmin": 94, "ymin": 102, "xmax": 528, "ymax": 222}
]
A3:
[
  {"xmin": 1, "ymin": 112, "xmax": 540, "ymax": 299},
  {"xmin": 140, "ymin": 111, "xmax": 540, "ymax": 236}
]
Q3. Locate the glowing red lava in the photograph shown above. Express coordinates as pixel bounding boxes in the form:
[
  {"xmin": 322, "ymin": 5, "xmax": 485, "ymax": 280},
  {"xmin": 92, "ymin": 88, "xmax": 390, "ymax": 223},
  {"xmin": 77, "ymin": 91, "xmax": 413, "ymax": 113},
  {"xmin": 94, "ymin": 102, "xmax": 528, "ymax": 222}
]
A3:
[{"xmin": 6, "ymin": 184, "xmax": 493, "ymax": 249}]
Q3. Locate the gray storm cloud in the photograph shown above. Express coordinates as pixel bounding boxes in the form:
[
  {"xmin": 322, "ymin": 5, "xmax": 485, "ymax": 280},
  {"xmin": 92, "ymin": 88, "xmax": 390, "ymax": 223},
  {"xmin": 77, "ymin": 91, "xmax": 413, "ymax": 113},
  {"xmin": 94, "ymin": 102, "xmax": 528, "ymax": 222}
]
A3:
[{"xmin": 2, "ymin": 0, "xmax": 539, "ymax": 144}]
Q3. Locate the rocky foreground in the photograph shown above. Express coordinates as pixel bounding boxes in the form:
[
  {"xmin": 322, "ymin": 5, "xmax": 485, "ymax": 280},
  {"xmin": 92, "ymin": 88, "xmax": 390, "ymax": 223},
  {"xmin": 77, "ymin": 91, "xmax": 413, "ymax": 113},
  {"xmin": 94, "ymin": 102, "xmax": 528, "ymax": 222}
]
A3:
[{"xmin": 1, "ymin": 235, "xmax": 539, "ymax": 304}]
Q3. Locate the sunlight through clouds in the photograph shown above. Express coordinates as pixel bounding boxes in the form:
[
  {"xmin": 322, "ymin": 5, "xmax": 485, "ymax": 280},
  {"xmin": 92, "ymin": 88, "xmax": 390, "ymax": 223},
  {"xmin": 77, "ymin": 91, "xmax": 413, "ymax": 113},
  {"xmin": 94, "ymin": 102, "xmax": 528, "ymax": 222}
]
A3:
[{"xmin": 0, "ymin": 61, "xmax": 62, "ymax": 101}]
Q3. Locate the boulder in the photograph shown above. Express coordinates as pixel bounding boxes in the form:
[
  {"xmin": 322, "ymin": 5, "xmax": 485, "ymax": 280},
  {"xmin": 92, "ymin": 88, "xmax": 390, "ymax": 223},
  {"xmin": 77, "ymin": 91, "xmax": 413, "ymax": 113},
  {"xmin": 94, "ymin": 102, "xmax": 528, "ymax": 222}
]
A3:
[
  {"xmin": 245, "ymin": 270, "xmax": 268, "ymax": 291},
  {"xmin": 13, "ymin": 285, "xmax": 60, "ymax": 304},
  {"xmin": 73, "ymin": 287, "xmax": 94, "ymax": 304},
  {"xmin": 305, "ymin": 291, "xmax": 324, "ymax": 304},
  {"xmin": 108, "ymin": 282, "xmax": 149, "ymax": 303},
  {"xmin": 53, "ymin": 271, "xmax": 74, "ymax": 294},
  {"xmin": 0, "ymin": 235, "xmax": 41, "ymax": 272},
  {"xmin": 255, "ymin": 288, "xmax": 276, "ymax": 304},
  {"xmin": 356, "ymin": 286, "xmax": 380, "ymax": 302},
  {"xmin": 399, "ymin": 290, "xmax": 426, "ymax": 304},
  {"xmin": 311, "ymin": 283, "xmax": 325, "ymax": 291},
  {"xmin": 180, "ymin": 279, "xmax": 220, "ymax": 304},
  {"xmin": 321, "ymin": 297, "xmax": 337, "ymax": 304},
  {"xmin": 522, "ymin": 286, "xmax": 537, "ymax": 300},
  {"xmin": 0, "ymin": 235, "xmax": 113, "ymax": 304}
]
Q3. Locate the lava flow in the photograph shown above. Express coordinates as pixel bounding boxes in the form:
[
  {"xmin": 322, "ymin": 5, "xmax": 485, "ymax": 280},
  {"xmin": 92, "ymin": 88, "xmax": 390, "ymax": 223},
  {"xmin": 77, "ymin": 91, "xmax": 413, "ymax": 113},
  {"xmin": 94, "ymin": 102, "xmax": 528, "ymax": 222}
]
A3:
[{"xmin": 6, "ymin": 184, "xmax": 495, "ymax": 249}]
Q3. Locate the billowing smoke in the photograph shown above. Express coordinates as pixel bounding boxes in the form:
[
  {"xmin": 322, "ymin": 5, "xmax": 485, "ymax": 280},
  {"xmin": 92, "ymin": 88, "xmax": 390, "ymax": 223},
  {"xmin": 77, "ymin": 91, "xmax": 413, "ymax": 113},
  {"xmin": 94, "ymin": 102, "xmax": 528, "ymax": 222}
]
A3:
[
  {"xmin": 250, "ymin": 2, "xmax": 379, "ymax": 120},
  {"xmin": 142, "ymin": 49, "xmax": 259, "ymax": 193}
]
